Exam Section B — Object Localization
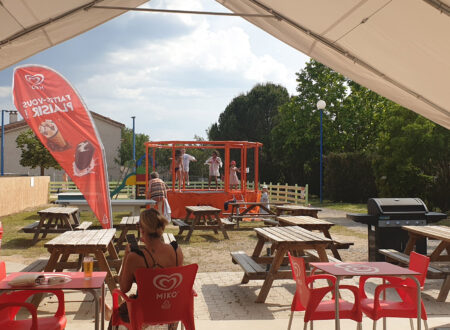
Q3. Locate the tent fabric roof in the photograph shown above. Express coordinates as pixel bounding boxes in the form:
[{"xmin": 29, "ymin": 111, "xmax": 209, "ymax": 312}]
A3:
[
  {"xmin": 0, "ymin": 0, "xmax": 147, "ymax": 71},
  {"xmin": 219, "ymin": 0, "xmax": 450, "ymax": 129},
  {"xmin": 1, "ymin": 0, "xmax": 449, "ymax": 128}
]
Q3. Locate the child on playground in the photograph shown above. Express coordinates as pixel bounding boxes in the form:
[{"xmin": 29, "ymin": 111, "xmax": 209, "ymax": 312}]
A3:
[
  {"xmin": 260, "ymin": 184, "xmax": 270, "ymax": 214},
  {"xmin": 229, "ymin": 160, "xmax": 240, "ymax": 189},
  {"xmin": 204, "ymin": 151, "xmax": 222, "ymax": 189}
]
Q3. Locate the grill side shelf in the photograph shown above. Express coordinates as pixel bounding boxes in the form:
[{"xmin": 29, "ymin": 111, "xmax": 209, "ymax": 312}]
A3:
[{"xmin": 346, "ymin": 213, "xmax": 377, "ymax": 226}]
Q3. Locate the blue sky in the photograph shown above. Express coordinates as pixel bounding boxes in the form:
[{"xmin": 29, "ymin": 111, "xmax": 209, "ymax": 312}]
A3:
[{"xmin": 0, "ymin": 0, "xmax": 309, "ymax": 140}]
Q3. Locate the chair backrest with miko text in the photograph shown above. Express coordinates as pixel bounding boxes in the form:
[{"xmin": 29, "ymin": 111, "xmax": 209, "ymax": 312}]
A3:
[{"xmin": 113, "ymin": 263, "xmax": 198, "ymax": 330}]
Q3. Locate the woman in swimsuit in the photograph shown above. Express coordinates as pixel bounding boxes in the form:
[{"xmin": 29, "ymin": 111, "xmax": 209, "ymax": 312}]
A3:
[{"xmin": 108, "ymin": 208, "xmax": 183, "ymax": 329}]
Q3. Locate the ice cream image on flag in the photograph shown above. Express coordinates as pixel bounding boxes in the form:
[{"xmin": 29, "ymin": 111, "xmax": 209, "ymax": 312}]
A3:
[
  {"xmin": 74, "ymin": 140, "xmax": 95, "ymax": 176},
  {"xmin": 38, "ymin": 119, "xmax": 69, "ymax": 151}
]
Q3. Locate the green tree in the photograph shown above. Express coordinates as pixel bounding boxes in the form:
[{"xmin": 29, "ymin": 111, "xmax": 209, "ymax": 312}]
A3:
[
  {"xmin": 116, "ymin": 127, "xmax": 149, "ymax": 166},
  {"xmin": 208, "ymin": 82, "xmax": 289, "ymax": 182},
  {"xmin": 373, "ymin": 105, "xmax": 450, "ymax": 211},
  {"xmin": 271, "ymin": 60, "xmax": 348, "ymax": 191},
  {"xmin": 16, "ymin": 129, "xmax": 61, "ymax": 175}
]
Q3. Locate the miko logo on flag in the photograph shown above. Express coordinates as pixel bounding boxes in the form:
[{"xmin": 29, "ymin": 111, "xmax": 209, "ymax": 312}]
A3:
[{"xmin": 25, "ymin": 74, "xmax": 44, "ymax": 89}]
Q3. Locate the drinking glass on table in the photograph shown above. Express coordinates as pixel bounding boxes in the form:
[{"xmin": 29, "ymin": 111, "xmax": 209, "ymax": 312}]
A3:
[{"xmin": 83, "ymin": 256, "xmax": 94, "ymax": 279}]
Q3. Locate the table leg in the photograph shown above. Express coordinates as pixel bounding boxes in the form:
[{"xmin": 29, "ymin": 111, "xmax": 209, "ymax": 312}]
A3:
[
  {"xmin": 62, "ymin": 215, "xmax": 73, "ymax": 230},
  {"xmin": 44, "ymin": 250, "xmax": 62, "ymax": 272},
  {"xmin": 335, "ymin": 275, "xmax": 341, "ymax": 330},
  {"xmin": 256, "ymin": 246, "xmax": 288, "ymax": 303},
  {"xmin": 95, "ymin": 250, "xmax": 118, "ymax": 295},
  {"xmin": 85, "ymin": 288, "xmax": 100, "ymax": 330},
  {"xmin": 55, "ymin": 253, "xmax": 70, "ymax": 272},
  {"xmin": 404, "ymin": 234, "xmax": 418, "ymax": 255},
  {"xmin": 437, "ymin": 275, "xmax": 450, "ymax": 302},
  {"xmin": 116, "ymin": 227, "xmax": 128, "ymax": 251},
  {"xmin": 207, "ymin": 215, "xmax": 219, "ymax": 234},
  {"xmin": 71, "ymin": 211, "xmax": 81, "ymax": 226},
  {"xmin": 409, "ymin": 275, "xmax": 421, "ymax": 330},
  {"xmin": 322, "ymin": 228, "xmax": 341, "ymax": 260},
  {"xmin": 32, "ymin": 217, "xmax": 46, "ymax": 244},
  {"xmin": 215, "ymin": 213, "xmax": 229, "ymax": 239},
  {"xmin": 430, "ymin": 241, "xmax": 447, "ymax": 260},
  {"xmin": 101, "ymin": 283, "xmax": 105, "ymax": 330},
  {"xmin": 316, "ymin": 245, "xmax": 330, "ymax": 262},
  {"xmin": 107, "ymin": 242, "xmax": 121, "ymax": 274},
  {"xmin": 185, "ymin": 215, "xmax": 198, "ymax": 242}
]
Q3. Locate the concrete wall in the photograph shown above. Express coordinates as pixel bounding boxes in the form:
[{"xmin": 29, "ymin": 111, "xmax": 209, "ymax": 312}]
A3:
[
  {"xmin": 0, "ymin": 176, "xmax": 49, "ymax": 216},
  {"xmin": 0, "ymin": 114, "xmax": 122, "ymax": 181}
]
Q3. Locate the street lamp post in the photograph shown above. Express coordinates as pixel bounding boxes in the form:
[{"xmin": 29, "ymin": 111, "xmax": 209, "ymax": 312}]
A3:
[
  {"xmin": 131, "ymin": 116, "xmax": 136, "ymax": 164},
  {"xmin": 1, "ymin": 110, "xmax": 11, "ymax": 176},
  {"xmin": 316, "ymin": 100, "xmax": 326, "ymax": 203}
]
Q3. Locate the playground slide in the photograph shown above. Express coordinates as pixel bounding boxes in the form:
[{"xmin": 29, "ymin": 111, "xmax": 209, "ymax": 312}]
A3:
[{"xmin": 110, "ymin": 172, "xmax": 136, "ymax": 199}]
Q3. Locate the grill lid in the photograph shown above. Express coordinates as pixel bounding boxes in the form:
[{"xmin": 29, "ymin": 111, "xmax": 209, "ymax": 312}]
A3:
[{"xmin": 367, "ymin": 198, "xmax": 428, "ymax": 215}]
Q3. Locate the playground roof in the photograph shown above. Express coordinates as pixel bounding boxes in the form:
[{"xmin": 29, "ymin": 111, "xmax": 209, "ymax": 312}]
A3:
[{"xmin": 145, "ymin": 141, "xmax": 263, "ymax": 149}]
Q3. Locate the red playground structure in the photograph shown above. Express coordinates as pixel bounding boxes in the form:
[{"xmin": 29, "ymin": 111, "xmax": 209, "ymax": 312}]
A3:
[{"xmin": 144, "ymin": 141, "xmax": 263, "ymax": 218}]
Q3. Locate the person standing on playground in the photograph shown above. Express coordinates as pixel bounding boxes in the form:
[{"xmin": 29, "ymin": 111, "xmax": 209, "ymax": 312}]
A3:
[
  {"xmin": 205, "ymin": 151, "xmax": 222, "ymax": 189},
  {"xmin": 229, "ymin": 160, "xmax": 240, "ymax": 189},
  {"xmin": 147, "ymin": 171, "xmax": 168, "ymax": 213},
  {"xmin": 181, "ymin": 148, "xmax": 197, "ymax": 186}
]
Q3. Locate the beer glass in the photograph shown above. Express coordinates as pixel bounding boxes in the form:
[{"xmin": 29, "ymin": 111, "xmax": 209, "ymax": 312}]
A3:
[{"xmin": 83, "ymin": 256, "xmax": 94, "ymax": 279}]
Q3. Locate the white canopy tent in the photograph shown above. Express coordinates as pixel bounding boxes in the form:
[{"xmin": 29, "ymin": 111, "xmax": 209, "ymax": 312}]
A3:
[
  {"xmin": 219, "ymin": 0, "xmax": 450, "ymax": 129},
  {"xmin": 1, "ymin": 0, "xmax": 449, "ymax": 128},
  {"xmin": 0, "ymin": 0, "xmax": 147, "ymax": 71}
]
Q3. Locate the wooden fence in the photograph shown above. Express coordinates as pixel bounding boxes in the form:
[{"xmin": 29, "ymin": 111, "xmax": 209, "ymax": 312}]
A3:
[{"xmin": 49, "ymin": 181, "xmax": 309, "ymax": 205}]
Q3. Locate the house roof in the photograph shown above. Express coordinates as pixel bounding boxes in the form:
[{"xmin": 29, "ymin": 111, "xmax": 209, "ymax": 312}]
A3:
[{"xmin": 0, "ymin": 110, "xmax": 124, "ymax": 134}]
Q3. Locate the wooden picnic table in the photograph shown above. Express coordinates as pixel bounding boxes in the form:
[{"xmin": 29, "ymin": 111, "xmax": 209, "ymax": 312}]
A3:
[
  {"xmin": 56, "ymin": 199, "xmax": 155, "ymax": 216},
  {"xmin": 182, "ymin": 206, "xmax": 229, "ymax": 242},
  {"xmin": 44, "ymin": 229, "xmax": 121, "ymax": 295},
  {"xmin": 227, "ymin": 201, "xmax": 281, "ymax": 228},
  {"xmin": 274, "ymin": 204, "xmax": 322, "ymax": 218},
  {"xmin": 115, "ymin": 216, "xmax": 140, "ymax": 250},
  {"xmin": 231, "ymin": 226, "xmax": 332, "ymax": 303},
  {"xmin": 27, "ymin": 207, "xmax": 80, "ymax": 244},
  {"xmin": 402, "ymin": 225, "xmax": 450, "ymax": 302},
  {"xmin": 277, "ymin": 215, "xmax": 352, "ymax": 260}
]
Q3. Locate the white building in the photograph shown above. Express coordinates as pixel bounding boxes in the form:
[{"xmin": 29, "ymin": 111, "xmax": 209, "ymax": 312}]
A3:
[{"xmin": 0, "ymin": 111, "xmax": 124, "ymax": 181}]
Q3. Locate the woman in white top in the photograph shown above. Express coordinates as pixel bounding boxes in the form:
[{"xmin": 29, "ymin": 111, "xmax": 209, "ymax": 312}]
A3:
[{"xmin": 204, "ymin": 151, "xmax": 222, "ymax": 189}]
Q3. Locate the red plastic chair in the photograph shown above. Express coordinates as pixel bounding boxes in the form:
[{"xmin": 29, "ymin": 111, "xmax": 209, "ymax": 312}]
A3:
[
  {"xmin": 359, "ymin": 251, "xmax": 430, "ymax": 330},
  {"xmin": 288, "ymin": 253, "xmax": 362, "ymax": 330},
  {"xmin": 0, "ymin": 261, "xmax": 67, "ymax": 330},
  {"xmin": 112, "ymin": 263, "xmax": 198, "ymax": 330}
]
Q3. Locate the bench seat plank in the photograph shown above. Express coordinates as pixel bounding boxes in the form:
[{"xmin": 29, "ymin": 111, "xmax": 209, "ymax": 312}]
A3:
[{"xmin": 231, "ymin": 251, "xmax": 266, "ymax": 275}]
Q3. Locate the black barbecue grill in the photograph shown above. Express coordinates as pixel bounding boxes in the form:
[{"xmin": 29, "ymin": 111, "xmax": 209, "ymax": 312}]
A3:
[{"xmin": 347, "ymin": 198, "xmax": 447, "ymax": 261}]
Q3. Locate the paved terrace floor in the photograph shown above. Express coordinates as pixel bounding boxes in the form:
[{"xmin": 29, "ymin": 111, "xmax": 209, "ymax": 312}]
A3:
[{"xmin": 4, "ymin": 208, "xmax": 450, "ymax": 329}]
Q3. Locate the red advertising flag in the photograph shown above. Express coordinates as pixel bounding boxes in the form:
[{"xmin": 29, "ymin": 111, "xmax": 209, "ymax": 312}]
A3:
[{"xmin": 12, "ymin": 65, "xmax": 112, "ymax": 228}]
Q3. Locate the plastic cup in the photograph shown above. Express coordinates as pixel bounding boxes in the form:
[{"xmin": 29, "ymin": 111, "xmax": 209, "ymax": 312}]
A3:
[{"xmin": 83, "ymin": 256, "xmax": 93, "ymax": 279}]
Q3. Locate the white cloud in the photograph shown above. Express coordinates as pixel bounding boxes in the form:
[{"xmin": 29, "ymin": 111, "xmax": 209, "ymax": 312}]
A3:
[{"xmin": 0, "ymin": 86, "xmax": 10, "ymax": 98}]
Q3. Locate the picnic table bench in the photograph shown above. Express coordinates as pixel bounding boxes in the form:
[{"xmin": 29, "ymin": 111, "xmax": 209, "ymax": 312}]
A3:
[
  {"xmin": 381, "ymin": 225, "xmax": 450, "ymax": 302},
  {"xmin": 277, "ymin": 215, "xmax": 354, "ymax": 260},
  {"xmin": 175, "ymin": 206, "xmax": 231, "ymax": 242},
  {"xmin": 274, "ymin": 204, "xmax": 322, "ymax": 218},
  {"xmin": 231, "ymin": 226, "xmax": 332, "ymax": 303},
  {"xmin": 226, "ymin": 201, "xmax": 280, "ymax": 228},
  {"xmin": 24, "ymin": 207, "xmax": 86, "ymax": 244}
]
